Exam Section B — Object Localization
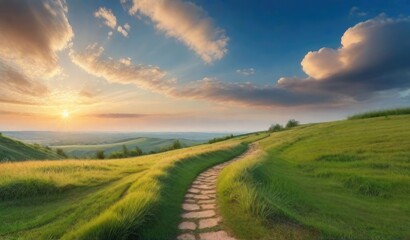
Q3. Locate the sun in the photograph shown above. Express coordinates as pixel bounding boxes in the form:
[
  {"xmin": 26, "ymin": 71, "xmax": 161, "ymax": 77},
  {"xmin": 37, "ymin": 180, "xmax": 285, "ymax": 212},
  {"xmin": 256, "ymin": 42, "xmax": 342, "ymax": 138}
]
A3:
[{"xmin": 62, "ymin": 109, "xmax": 70, "ymax": 119}]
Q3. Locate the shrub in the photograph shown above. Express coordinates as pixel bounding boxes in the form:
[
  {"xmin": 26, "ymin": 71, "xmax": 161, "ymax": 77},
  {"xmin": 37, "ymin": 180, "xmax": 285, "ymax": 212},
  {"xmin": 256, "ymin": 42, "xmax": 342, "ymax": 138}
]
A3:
[
  {"xmin": 269, "ymin": 124, "xmax": 283, "ymax": 132},
  {"xmin": 96, "ymin": 150, "xmax": 105, "ymax": 159},
  {"xmin": 208, "ymin": 134, "xmax": 234, "ymax": 144},
  {"xmin": 286, "ymin": 119, "xmax": 299, "ymax": 128},
  {"xmin": 109, "ymin": 152, "xmax": 124, "ymax": 159},
  {"xmin": 172, "ymin": 140, "xmax": 182, "ymax": 150},
  {"xmin": 56, "ymin": 148, "xmax": 67, "ymax": 158},
  {"xmin": 122, "ymin": 145, "xmax": 129, "ymax": 156}
]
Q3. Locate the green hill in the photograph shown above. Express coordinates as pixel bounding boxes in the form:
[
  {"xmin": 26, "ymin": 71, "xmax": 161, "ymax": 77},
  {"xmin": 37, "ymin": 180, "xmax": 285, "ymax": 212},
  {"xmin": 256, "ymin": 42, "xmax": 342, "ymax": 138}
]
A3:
[
  {"xmin": 0, "ymin": 133, "xmax": 264, "ymax": 239},
  {"xmin": 51, "ymin": 137, "xmax": 204, "ymax": 158},
  {"xmin": 0, "ymin": 134, "xmax": 61, "ymax": 161},
  {"xmin": 218, "ymin": 115, "xmax": 410, "ymax": 239}
]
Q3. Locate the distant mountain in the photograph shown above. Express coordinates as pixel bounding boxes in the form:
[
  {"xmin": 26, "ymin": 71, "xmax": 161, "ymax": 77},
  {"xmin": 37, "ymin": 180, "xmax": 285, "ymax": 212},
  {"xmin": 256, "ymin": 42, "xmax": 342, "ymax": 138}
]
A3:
[
  {"xmin": 51, "ymin": 137, "xmax": 204, "ymax": 158},
  {"xmin": 0, "ymin": 134, "xmax": 61, "ymax": 161}
]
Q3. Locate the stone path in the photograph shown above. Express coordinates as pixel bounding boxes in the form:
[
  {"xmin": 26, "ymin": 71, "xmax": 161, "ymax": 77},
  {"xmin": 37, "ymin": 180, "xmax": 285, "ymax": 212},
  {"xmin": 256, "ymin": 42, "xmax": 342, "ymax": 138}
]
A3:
[{"xmin": 177, "ymin": 144, "xmax": 257, "ymax": 240}]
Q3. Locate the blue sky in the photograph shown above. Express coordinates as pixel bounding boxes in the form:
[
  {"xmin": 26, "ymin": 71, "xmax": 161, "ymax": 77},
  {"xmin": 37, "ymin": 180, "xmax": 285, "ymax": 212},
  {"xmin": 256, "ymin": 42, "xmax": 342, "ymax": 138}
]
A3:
[{"xmin": 0, "ymin": 0, "xmax": 410, "ymax": 131}]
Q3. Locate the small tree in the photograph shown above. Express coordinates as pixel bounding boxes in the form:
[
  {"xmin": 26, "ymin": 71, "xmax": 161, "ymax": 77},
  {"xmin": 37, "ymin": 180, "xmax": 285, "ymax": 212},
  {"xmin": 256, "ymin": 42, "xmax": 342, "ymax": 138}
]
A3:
[
  {"xmin": 172, "ymin": 140, "xmax": 182, "ymax": 150},
  {"xmin": 96, "ymin": 150, "xmax": 105, "ymax": 159},
  {"xmin": 135, "ymin": 146, "xmax": 143, "ymax": 156},
  {"xmin": 56, "ymin": 148, "xmax": 67, "ymax": 158},
  {"xmin": 122, "ymin": 145, "xmax": 129, "ymax": 157},
  {"xmin": 269, "ymin": 124, "xmax": 283, "ymax": 132},
  {"xmin": 286, "ymin": 119, "xmax": 299, "ymax": 128}
]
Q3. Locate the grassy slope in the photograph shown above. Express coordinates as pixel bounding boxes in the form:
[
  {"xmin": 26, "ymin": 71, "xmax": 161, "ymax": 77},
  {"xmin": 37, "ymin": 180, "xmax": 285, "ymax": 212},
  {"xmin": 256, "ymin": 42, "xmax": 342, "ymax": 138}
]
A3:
[
  {"xmin": 0, "ymin": 133, "xmax": 265, "ymax": 240},
  {"xmin": 218, "ymin": 115, "xmax": 410, "ymax": 240},
  {"xmin": 51, "ymin": 137, "xmax": 203, "ymax": 157},
  {"xmin": 0, "ymin": 135, "xmax": 60, "ymax": 161}
]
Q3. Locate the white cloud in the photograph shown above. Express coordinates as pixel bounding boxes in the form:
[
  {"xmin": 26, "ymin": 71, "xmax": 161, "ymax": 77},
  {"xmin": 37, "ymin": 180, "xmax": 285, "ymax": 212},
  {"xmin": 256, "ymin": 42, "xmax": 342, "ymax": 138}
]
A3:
[
  {"xmin": 69, "ymin": 43, "xmax": 174, "ymax": 92},
  {"xmin": 236, "ymin": 68, "xmax": 255, "ymax": 76},
  {"xmin": 117, "ymin": 25, "xmax": 128, "ymax": 37},
  {"xmin": 128, "ymin": 0, "xmax": 228, "ymax": 63},
  {"xmin": 94, "ymin": 7, "xmax": 117, "ymax": 29},
  {"xmin": 124, "ymin": 23, "xmax": 131, "ymax": 31},
  {"xmin": 349, "ymin": 6, "xmax": 367, "ymax": 17}
]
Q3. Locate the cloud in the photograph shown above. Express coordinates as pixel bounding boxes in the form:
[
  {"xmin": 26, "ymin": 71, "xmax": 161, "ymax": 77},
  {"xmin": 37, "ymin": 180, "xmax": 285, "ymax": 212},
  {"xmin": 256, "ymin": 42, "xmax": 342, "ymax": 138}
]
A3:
[
  {"xmin": 95, "ymin": 7, "xmax": 130, "ymax": 37},
  {"xmin": 117, "ymin": 25, "xmax": 128, "ymax": 37},
  {"xmin": 349, "ymin": 6, "xmax": 367, "ymax": 17},
  {"xmin": 71, "ymin": 16, "xmax": 410, "ymax": 108},
  {"xmin": 0, "ymin": 0, "xmax": 73, "ymax": 78},
  {"xmin": 94, "ymin": 7, "xmax": 117, "ymax": 29},
  {"xmin": 279, "ymin": 16, "xmax": 410, "ymax": 98},
  {"xmin": 128, "ymin": 0, "xmax": 228, "ymax": 63},
  {"xmin": 169, "ymin": 77, "xmax": 338, "ymax": 107},
  {"xmin": 91, "ymin": 113, "xmax": 150, "ymax": 119},
  {"xmin": 0, "ymin": 62, "xmax": 49, "ymax": 97},
  {"xmin": 124, "ymin": 23, "xmax": 131, "ymax": 31},
  {"xmin": 69, "ymin": 43, "xmax": 175, "ymax": 92},
  {"xmin": 236, "ymin": 68, "xmax": 255, "ymax": 76}
]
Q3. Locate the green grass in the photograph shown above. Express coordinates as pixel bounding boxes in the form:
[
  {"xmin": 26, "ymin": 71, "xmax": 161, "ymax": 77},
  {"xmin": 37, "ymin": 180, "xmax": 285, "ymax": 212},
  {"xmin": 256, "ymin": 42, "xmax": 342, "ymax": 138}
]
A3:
[
  {"xmin": 348, "ymin": 107, "xmax": 410, "ymax": 120},
  {"xmin": 218, "ymin": 115, "xmax": 410, "ymax": 240},
  {"xmin": 0, "ymin": 135, "xmax": 61, "ymax": 161},
  {"xmin": 0, "ymin": 134, "xmax": 258, "ymax": 239},
  {"xmin": 51, "ymin": 137, "xmax": 203, "ymax": 158}
]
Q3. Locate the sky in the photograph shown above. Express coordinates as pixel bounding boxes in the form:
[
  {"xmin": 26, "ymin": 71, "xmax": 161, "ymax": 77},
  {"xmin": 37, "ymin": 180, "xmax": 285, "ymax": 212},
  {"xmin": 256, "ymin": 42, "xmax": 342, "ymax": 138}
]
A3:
[{"xmin": 0, "ymin": 0, "xmax": 410, "ymax": 132}]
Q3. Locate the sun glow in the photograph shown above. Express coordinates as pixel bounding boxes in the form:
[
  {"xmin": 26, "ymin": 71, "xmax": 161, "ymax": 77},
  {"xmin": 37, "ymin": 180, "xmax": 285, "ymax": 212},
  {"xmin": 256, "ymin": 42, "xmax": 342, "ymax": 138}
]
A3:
[{"xmin": 62, "ymin": 109, "xmax": 70, "ymax": 118}]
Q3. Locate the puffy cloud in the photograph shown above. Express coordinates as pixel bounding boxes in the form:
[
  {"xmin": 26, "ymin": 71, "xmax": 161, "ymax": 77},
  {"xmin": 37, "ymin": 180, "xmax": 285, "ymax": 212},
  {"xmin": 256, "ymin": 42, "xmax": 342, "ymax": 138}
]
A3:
[
  {"xmin": 94, "ymin": 7, "xmax": 117, "ymax": 29},
  {"xmin": 0, "ymin": 0, "xmax": 73, "ymax": 78},
  {"xmin": 69, "ymin": 43, "xmax": 175, "ymax": 92},
  {"xmin": 283, "ymin": 16, "xmax": 410, "ymax": 98},
  {"xmin": 236, "ymin": 68, "xmax": 255, "ymax": 76},
  {"xmin": 95, "ymin": 7, "xmax": 130, "ymax": 37},
  {"xmin": 117, "ymin": 25, "xmax": 128, "ymax": 37},
  {"xmin": 128, "ymin": 0, "xmax": 228, "ymax": 63}
]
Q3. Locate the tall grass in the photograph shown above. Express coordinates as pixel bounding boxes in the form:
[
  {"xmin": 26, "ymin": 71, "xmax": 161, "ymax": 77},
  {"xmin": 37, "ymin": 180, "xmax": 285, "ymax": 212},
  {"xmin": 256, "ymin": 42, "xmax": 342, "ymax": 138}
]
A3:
[{"xmin": 348, "ymin": 107, "xmax": 410, "ymax": 120}]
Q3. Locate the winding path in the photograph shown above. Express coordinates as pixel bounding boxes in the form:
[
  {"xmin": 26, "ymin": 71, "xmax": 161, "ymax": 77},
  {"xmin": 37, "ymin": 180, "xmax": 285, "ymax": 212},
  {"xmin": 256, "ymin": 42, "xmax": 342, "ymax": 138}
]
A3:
[{"xmin": 177, "ymin": 144, "xmax": 257, "ymax": 240}]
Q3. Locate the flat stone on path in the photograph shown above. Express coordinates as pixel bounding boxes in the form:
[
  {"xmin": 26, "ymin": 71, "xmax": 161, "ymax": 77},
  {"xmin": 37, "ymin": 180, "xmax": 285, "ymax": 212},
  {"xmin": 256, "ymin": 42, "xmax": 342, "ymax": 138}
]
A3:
[
  {"xmin": 177, "ymin": 233, "xmax": 196, "ymax": 240},
  {"xmin": 198, "ymin": 199, "xmax": 215, "ymax": 204},
  {"xmin": 201, "ymin": 190, "xmax": 216, "ymax": 194},
  {"xmin": 193, "ymin": 194, "xmax": 210, "ymax": 200},
  {"xmin": 188, "ymin": 188, "xmax": 201, "ymax": 193},
  {"xmin": 185, "ymin": 193, "xmax": 195, "ymax": 198},
  {"xmin": 198, "ymin": 217, "xmax": 221, "ymax": 229},
  {"xmin": 179, "ymin": 221, "xmax": 197, "ymax": 230},
  {"xmin": 199, "ymin": 231, "xmax": 235, "ymax": 240},
  {"xmin": 182, "ymin": 210, "xmax": 216, "ymax": 219},
  {"xmin": 182, "ymin": 203, "xmax": 200, "ymax": 211},
  {"xmin": 201, "ymin": 203, "xmax": 215, "ymax": 209}
]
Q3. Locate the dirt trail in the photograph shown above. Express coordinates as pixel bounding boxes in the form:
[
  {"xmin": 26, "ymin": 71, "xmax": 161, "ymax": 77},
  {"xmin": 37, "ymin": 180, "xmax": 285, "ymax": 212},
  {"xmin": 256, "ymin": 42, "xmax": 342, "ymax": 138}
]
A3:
[{"xmin": 177, "ymin": 144, "xmax": 257, "ymax": 240}]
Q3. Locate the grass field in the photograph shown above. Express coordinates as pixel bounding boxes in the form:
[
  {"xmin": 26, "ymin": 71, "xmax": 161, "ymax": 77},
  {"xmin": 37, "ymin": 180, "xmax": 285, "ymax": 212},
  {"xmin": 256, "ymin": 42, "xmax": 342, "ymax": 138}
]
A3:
[
  {"xmin": 218, "ymin": 115, "xmax": 410, "ymax": 239},
  {"xmin": 0, "ymin": 134, "xmax": 61, "ymax": 161},
  {"xmin": 348, "ymin": 107, "xmax": 410, "ymax": 120},
  {"xmin": 51, "ymin": 137, "xmax": 203, "ymax": 158},
  {"xmin": 0, "ymin": 133, "xmax": 265, "ymax": 239}
]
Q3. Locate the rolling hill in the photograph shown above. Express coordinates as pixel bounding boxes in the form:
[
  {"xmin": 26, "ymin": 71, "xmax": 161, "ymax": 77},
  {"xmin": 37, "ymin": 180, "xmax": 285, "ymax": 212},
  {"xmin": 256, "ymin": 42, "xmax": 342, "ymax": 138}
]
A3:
[
  {"xmin": 0, "ymin": 133, "xmax": 265, "ymax": 239},
  {"xmin": 0, "ymin": 134, "xmax": 61, "ymax": 161},
  {"xmin": 218, "ymin": 115, "xmax": 410, "ymax": 239},
  {"xmin": 51, "ymin": 137, "xmax": 204, "ymax": 158}
]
